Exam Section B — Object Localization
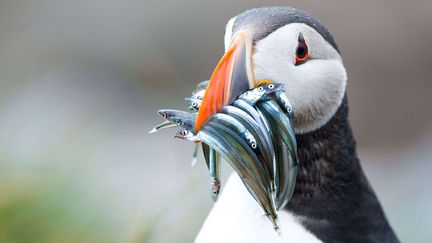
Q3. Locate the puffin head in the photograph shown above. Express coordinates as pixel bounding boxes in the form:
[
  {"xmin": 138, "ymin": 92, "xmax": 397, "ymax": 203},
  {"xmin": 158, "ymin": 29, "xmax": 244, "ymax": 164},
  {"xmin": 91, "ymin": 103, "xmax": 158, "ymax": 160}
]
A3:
[{"xmin": 195, "ymin": 7, "xmax": 347, "ymax": 134}]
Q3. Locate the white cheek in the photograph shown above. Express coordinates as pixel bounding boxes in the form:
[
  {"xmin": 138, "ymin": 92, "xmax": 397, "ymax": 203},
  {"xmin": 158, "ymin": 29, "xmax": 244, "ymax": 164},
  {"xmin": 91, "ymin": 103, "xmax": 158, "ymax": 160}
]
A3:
[
  {"xmin": 252, "ymin": 23, "xmax": 347, "ymax": 133},
  {"xmin": 287, "ymin": 60, "xmax": 347, "ymax": 133},
  {"xmin": 254, "ymin": 58, "xmax": 347, "ymax": 133}
]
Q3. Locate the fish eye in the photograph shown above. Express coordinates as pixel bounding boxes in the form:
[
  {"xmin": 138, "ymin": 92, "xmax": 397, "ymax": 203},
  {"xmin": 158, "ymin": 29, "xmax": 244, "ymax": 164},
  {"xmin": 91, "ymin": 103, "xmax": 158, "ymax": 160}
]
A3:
[
  {"xmin": 161, "ymin": 113, "xmax": 167, "ymax": 118},
  {"xmin": 251, "ymin": 143, "xmax": 257, "ymax": 149},
  {"xmin": 192, "ymin": 102, "xmax": 198, "ymax": 107},
  {"xmin": 268, "ymin": 84, "xmax": 274, "ymax": 90},
  {"xmin": 175, "ymin": 120, "xmax": 181, "ymax": 125},
  {"xmin": 181, "ymin": 130, "xmax": 187, "ymax": 136},
  {"xmin": 257, "ymin": 87, "xmax": 264, "ymax": 92}
]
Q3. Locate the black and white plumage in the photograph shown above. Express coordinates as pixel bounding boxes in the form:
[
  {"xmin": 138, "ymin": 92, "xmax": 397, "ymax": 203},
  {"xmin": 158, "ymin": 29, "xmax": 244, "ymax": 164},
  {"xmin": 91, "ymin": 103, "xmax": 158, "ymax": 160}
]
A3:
[{"xmin": 195, "ymin": 6, "xmax": 399, "ymax": 243}]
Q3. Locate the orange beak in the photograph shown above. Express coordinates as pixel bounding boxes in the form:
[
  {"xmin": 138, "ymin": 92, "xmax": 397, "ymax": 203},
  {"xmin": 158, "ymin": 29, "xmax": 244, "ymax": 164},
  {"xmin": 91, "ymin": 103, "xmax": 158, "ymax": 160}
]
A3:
[{"xmin": 195, "ymin": 32, "xmax": 255, "ymax": 132}]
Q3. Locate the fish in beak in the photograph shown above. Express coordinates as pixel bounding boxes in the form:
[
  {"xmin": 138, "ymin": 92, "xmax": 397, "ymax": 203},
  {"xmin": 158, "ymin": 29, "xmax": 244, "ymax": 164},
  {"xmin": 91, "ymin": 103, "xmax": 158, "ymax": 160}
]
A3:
[{"xmin": 195, "ymin": 32, "xmax": 255, "ymax": 132}]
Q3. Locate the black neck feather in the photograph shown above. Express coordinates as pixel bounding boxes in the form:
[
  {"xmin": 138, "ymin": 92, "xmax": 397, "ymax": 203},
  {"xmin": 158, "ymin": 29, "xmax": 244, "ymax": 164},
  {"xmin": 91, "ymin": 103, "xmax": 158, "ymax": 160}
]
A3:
[{"xmin": 285, "ymin": 95, "xmax": 399, "ymax": 243}]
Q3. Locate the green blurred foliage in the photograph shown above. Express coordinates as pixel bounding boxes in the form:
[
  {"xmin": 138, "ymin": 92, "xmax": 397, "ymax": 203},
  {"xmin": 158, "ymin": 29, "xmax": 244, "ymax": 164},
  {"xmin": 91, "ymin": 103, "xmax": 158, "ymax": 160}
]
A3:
[{"xmin": 0, "ymin": 173, "xmax": 147, "ymax": 243}]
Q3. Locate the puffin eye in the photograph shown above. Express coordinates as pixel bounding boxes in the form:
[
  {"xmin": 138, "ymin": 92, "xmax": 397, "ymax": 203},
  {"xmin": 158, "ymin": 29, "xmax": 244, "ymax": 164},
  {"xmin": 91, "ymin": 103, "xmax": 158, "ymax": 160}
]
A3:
[
  {"xmin": 196, "ymin": 96, "xmax": 202, "ymax": 100},
  {"xmin": 268, "ymin": 84, "xmax": 274, "ymax": 90},
  {"xmin": 295, "ymin": 32, "xmax": 309, "ymax": 65},
  {"xmin": 257, "ymin": 87, "xmax": 264, "ymax": 92}
]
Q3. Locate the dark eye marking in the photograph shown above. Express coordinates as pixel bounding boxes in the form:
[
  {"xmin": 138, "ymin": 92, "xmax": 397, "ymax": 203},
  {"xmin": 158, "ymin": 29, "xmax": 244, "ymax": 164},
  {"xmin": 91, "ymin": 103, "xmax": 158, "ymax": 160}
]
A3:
[{"xmin": 295, "ymin": 32, "xmax": 309, "ymax": 65}]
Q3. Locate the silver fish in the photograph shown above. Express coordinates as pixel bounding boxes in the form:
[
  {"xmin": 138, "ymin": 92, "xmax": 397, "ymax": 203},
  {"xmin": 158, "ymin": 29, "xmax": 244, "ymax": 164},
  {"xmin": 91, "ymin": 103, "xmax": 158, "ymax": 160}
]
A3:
[
  {"xmin": 221, "ymin": 105, "xmax": 275, "ymax": 193},
  {"xmin": 186, "ymin": 82, "xmax": 209, "ymax": 165},
  {"xmin": 234, "ymin": 96, "xmax": 297, "ymax": 209},
  {"xmin": 207, "ymin": 123, "xmax": 278, "ymax": 231},
  {"xmin": 241, "ymin": 82, "xmax": 293, "ymax": 116},
  {"xmin": 274, "ymin": 90, "xmax": 293, "ymax": 115},
  {"xmin": 148, "ymin": 120, "xmax": 178, "ymax": 134},
  {"xmin": 175, "ymin": 128, "xmax": 198, "ymax": 141},
  {"xmin": 256, "ymin": 101, "xmax": 297, "ymax": 152},
  {"xmin": 257, "ymin": 83, "xmax": 293, "ymax": 115},
  {"xmin": 169, "ymin": 116, "xmax": 196, "ymax": 131},
  {"xmin": 255, "ymin": 100, "xmax": 298, "ymax": 209},
  {"xmin": 233, "ymin": 99, "xmax": 278, "ymax": 193},
  {"xmin": 185, "ymin": 89, "xmax": 205, "ymax": 111},
  {"xmin": 157, "ymin": 109, "xmax": 196, "ymax": 121},
  {"xmin": 170, "ymin": 116, "xmax": 222, "ymax": 200},
  {"xmin": 211, "ymin": 113, "xmax": 257, "ymax": 149},
  {"xmin": 190, "ymin": 144, "xmax": 200, "ymax": 167},
  {"xmin": 169, "ymin": 114, "xmax": 269, "ymax": 193},
  {"xmin": 175, "ymin": 124, "xmax": 279, "ymax": 231},
  {"xmin": 201, "ymin": 143, "xmax": 211, "ymax": 168},
  {"xmin": 206, "ymin": 120, "xmax": 270, "ymax": 188},
  {"xmin": 150, "ymin": 109, "xmax": 194, "ymax": 134},
  {"xmin": 233, "ymin": 99, "xmax": 272, "ymax": 142},
  {"xmin": 159, "ymin": 109, "xmax": 196, "ymax": 130},
  {"xmin": 157, "ymin": 110, "xmax": 202, "ymax": 167},
  {"xmin": 238, "ymin": 83, "xmax": 283, "ymax": 105},
  {"xmin": 208, "ymin": 148, "xmax": 221, "ymax": 201},
  {"xmin": 238, "ymin": 85, "xmax": 267, "ymax": 104},
  {"xmin": 166, "ymin": 113, "xmax": 213, "ymax": 171},
  {"xmin": 254, "ymin": 104, "xmax": 279, "ymax": 199},
  {"xmin": 256, "ymin": 108, "xmax": 295, "ymax": 209},
  {"xmin": 276, "ymin": 142, "xmax": 297, "ymax": 209},
  {"xmin": 185, "ymin": 80, "xmax": 208, "ymax": 111}
]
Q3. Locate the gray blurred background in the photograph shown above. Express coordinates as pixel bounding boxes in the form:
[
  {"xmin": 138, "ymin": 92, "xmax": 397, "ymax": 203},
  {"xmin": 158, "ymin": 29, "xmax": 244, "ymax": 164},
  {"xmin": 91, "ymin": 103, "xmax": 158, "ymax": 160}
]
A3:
[{"xmin": 0, "ymin": 0, "xmax": 431, "ymax": 242}]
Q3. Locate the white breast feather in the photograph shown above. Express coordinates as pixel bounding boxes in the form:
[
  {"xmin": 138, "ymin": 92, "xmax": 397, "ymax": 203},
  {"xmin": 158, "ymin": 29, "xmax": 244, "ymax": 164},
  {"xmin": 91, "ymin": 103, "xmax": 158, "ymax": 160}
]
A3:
[{"xmin": 195, "ymin": 173, "xmax": 323, "ymax": 243}]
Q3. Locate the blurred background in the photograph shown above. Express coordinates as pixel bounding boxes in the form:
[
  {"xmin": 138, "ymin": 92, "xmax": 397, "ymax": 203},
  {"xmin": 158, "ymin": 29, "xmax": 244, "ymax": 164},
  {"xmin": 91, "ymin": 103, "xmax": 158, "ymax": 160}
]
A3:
[{"xmin": 0, "ymin": 0, "xmax": 431, "ymax": 242}]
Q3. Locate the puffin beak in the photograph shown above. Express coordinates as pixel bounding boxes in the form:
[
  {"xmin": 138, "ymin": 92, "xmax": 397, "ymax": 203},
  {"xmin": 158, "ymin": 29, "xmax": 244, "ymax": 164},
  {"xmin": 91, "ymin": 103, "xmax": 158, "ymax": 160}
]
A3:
[{"xmin": 195, "ymin": 32, "xmax": 255, "ymax": 132}]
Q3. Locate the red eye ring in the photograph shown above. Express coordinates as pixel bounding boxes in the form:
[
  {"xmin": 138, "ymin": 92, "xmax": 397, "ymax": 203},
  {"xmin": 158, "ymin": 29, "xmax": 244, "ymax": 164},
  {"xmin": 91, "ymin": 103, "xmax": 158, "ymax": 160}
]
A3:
[{"xmin": 295, "ymin": 33, "xmax": 309, "ymax": 65}]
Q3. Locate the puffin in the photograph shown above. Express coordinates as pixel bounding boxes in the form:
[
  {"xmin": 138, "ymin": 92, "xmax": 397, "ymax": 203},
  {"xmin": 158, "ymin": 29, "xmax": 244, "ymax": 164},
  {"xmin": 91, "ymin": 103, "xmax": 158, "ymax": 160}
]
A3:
[{"xmin": 194, "ymin": 6, "xmax": 399, "ymax": 243}]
